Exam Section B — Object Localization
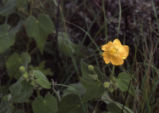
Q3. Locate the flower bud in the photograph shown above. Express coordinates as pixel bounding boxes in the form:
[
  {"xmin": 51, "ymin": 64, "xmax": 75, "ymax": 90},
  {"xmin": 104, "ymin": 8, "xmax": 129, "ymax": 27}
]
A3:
[
  {"xmin": 88, "ymin": 65, "xmax": 94, "ymax": 71},
  {"xmin": 23, "ymin": 72, "xmax": 28, "ymax": 79},
  {"xmin": 19, "ymin": 66, "xmax": 25, "ymax": 73},
  {"xmin": 104, "ymin": 82, "xmax": 110, "ymax": 88}
]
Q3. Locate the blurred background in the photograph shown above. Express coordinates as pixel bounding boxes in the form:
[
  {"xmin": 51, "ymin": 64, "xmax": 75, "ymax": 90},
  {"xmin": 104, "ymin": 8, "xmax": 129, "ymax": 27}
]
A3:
[{"xmin": 0, "ymin": 0, "xmax": 159, "ymax": 113}]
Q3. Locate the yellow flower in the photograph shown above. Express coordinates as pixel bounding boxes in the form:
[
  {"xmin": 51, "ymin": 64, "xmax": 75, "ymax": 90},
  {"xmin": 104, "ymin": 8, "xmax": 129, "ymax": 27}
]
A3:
[{"xmin": 101, "ymin": 39, "xmax": 129, "ymax": 66}]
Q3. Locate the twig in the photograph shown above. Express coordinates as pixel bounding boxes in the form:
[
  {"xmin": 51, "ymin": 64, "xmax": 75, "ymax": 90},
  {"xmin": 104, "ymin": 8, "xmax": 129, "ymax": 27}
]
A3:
[{"xmin": 51, "ymin": 79, "xmax": 61, "ymax": 101}]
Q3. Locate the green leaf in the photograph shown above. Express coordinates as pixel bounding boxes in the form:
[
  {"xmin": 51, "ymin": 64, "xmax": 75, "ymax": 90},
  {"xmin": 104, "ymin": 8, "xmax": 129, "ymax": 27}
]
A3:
[
  {"xmin": 32, "ymin": 93, "xmax": 57, "ymax": 113},
  {"xmin": 0, "ymin": 0, "xmax": 16, "ymax": 16},
  {"xmin": 6, "ymin": 53, "xmax": 21, "ymax": 78},
  {"xmin": 38, "ymin": 14, "xmax": 54, "ymax": 35},
  {"xmin": 0, "ymin": 0, "xmax": 28, "ymax": 16},
  {"xmin": 9, "ymin": 79, "xmax": 33, "ymax": 103},
  {"xmin": 63, "ymin": 83, "xmax": 86, "ymax": 97},
  {"xmin": 80, "ymin": 61, "xmax": 105, "ymax": 101},
  {"xmin": 32, "ymin": 70, "xmax": 51, "ymax": 89},
  {"xmin": 25, "ymin": 16, "xmax": 39, "ymax": 38},
  {"xmin": 25, "ymin": 14, "xmax": 54, "ymax": 52},
  {"xmin": 0, "ymin": 24, "xmax": 16, "ymax": 53},
  {"xmin": 81, "ymin": 61, "xmax": 98, "ymax": 80},
  {"xmin": 0, "ymin": 95, "xmax": 14, "ymax": 113},
  {"xmin": 107, "ymin": 103, "xmax": 121, "ymax": 113},
  {"xmin": 6, "ymin": 52, "xmax": 31, "ymax": 78},
  {"xmin": 58, "ymin": 32, "xmax": 87, "ymax": 58},
  {"xmin": 15, "ymin": 109, "xmax": 25, "ymax": 113},
  {"xmin": 80, "ymin": 77, "xmax": 104, "ymax": 101},
  {"xmin": 16, "ymin": 0, "xmax": 28, "ymax": 10},
  {"xmin": 21, "ymin": 52, "xmax": 31, "ymax": 68},
  {"xmin": 58, "ymin": 94, "xmax": 84, "ymax": 113},
  {"xmin": 101, "ymin": 92, "xmax": 133, "ymax": 113},
  {"xmin": 116, "ymin": 72, "xmax": 132, "ymax": 92},
  {"xmin": 30, "ymin": 61, "xmax": 53, "ymax": 76},
  {"xmin": 58, "ymin": 32, "xmax": 76, "ymax": 57}
]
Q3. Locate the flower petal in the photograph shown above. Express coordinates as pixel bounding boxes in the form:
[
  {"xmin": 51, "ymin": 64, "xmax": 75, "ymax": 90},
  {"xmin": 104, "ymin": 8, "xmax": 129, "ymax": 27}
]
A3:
[
  {"xmin": 117, "ymin": 45, "xmax": 129, "ymax": 59},
  {"xmin": 123, "ymin": 45, "xmax": 129, "ymax": 59},
  {"xmin": 102, "ymin": 52, "xmax": 111, "ymax": 64},
  {"xmin": 113, "ymin": 39, "xmax": 121, "ymax": 46},
  {"xmin": 101, "ymin": 41, "xmax": 113, "ymax": 51},
  {"xmin": 110, "ymin": 56, "xmax": 124, "ymax": 66}
]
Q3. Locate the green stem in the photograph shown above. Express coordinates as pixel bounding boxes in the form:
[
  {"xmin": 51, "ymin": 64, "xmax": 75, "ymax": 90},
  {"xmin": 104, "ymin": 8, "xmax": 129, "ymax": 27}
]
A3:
[{"xmin": 110, "ymin": 66, "xmax": 115, "ymax": 78}]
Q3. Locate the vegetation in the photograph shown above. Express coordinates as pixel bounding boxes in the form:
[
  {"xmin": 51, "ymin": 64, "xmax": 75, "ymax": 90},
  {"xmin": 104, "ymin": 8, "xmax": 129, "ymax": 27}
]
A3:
[{"xmin": 0, "ymin": 0, "xmax": 159, "ymax": 113}]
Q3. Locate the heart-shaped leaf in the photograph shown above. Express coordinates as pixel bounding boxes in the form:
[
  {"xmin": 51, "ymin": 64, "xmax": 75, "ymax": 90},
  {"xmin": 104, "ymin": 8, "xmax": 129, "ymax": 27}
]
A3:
[
  {"xmin": 58, "ymin": 94, "xmax": 84, "ymax": 113},
  {"xmin": 0, "ymin": 24, "xmax": 16, "ymax": 53},
  {"xmin": 6, "ymin": 52, "xmax": 31, "ymax": 78},
  {"xmin": 9, "ymin": 79, "xmax": 33, "ymax": 103},
  {"xmin": 32, "ymin": 93, "xmax": 57, "ymax": 113},
  {"xmin": 25, "ymin": 14, "xmax": 54, "ymax": 52}
]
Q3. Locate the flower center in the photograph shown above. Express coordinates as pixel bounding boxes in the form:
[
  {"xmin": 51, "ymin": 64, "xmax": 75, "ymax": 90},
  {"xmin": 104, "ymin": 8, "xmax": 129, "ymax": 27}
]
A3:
[{"xmin": 109, "ymin": 46, "xmax": 118, "ymax": 55}]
